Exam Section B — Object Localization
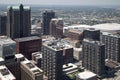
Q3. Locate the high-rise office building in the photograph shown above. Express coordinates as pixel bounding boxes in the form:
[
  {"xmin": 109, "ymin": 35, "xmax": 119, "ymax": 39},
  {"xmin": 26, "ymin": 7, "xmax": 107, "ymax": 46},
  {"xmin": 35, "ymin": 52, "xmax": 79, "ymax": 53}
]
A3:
[
  {"xmin": 83, "ymin": 28, "xmax": 100, "ymax": 41},
  {"xmin": 50, "ymin": 18, "xmax": 64, "ymax": 38},
  {"xmin": 20, "ymin": 60, "xmax": 43, "ymax": 80},
  {"xmin": 0, "ymin": 15, "xmax": 7, "ymax": 36},
  {"xmin": 41, "ymin": 40, "xmax": 63, "ymax": 80},
  {"xmin": 7, "ymin": 4, "xmax": 31, "ymax": 39},
  {"xmin": 32, "ymin": 52, "xmax": 42, "ymax": 68},
  {"xmin": 42, "ymin": 11, "xmax": 55, "ymax": 35},
  {"xmin": 15, "ymin": 36, "xmax": 42, "ymax": 60},
  {"xmin": 101, "ymin": 32, "xmax": 120, "ymax": 62},
  {"xmin": 82, "ymin": 39, "xmax": 105, "ymax": 76}
]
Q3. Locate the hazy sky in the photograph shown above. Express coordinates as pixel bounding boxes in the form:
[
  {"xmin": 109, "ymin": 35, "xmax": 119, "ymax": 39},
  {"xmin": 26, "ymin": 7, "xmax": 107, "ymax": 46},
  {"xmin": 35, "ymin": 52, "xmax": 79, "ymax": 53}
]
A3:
[{"xmin": 0, "ymin": 0, "xmax": 120, "ymax": 5}]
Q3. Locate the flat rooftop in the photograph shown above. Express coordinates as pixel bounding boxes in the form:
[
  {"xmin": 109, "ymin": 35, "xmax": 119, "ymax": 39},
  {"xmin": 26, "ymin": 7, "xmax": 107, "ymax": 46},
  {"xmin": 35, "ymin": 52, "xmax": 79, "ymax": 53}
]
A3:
[
  {"xmin": 0, "ymin": 36, "xmax": 16, "ymax": 45},
  {"xmin": 77, "ymin": 71, "xmax": 97, "ymax": 79},
  {"xmin": 63, "ymin": 63, "xmax": 78, "ymax": 72},
  {"xmin": 68, "ymin": 29, "xmax": 83, "ymax": 35},
  {"xmin": 0, "ymin": 65, "xmax": 16, "ymax": 80},
  {"xmin": 43, "ymin": 39, "xmax": 73, "ymax": 51},
  {"xmin": 15, "ymin": 36, "xmax": 41, "ymax": 42},
  {"xmin": 21, "ymin": 60, "xmax": 43, "ymax": 77},
  {"xmin": 102, "ymin": 32, "xmax": 120, "ymax": 38},
  {"xmin": 83, "ymin": 39, "xmax": 104, "ymax": 46},
  {"xmin": 65, "ymin": 23, "xmax": 120, "ymax": 32}
]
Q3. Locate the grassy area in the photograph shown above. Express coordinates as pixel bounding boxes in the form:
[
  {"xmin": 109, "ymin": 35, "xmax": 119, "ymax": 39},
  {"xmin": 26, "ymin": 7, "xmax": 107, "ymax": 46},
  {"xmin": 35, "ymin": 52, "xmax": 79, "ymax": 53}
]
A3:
[{"xmin": 67, "ymin": 71, "xmax": 80, "ymax": 80}]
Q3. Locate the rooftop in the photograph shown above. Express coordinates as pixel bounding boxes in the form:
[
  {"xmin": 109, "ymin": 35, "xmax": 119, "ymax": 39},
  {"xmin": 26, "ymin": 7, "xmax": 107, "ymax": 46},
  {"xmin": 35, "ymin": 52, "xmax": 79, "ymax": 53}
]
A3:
[
  {"xmin": 0, "ymin": 36, "xmax": 16, "ymax": 45},
  {"xmin": 43, "ymin": 39, "xmax": 73, "ymax": 51},
  {"xmin": 105, "ymin": 59, "xmax": 120, "ymax": 69},
  {"xmin": 68, "ymin": 29, "xmax": 83, "ymax": 34},
  {"xmin": 0, "ymin": 65, "xmax": 16, "ymax": 80},
  {"xmin": 21, "ymin": 60, "xmax": 43, "ymax": 77},
  {"xmin": 102, "ymin": 32, "xmax": 120, "ymax": 38},
  {"xmin": 83, "ymin": 39, "xmax": 104, "ymax": 46},
  {"xmin": 63, "ymin": 63, "xmax": 78, "ymax": 73},
  {"xmin": 15, "ymin": 36, "xmax": 41, "ymax": 42},
  {"xmin": 66, "ymin": 23, "xmax": 120, "ymax": 32},
  {"xmin": 77, "ymin": 71, "xmax": 97, "ymax": 79},
  {"xmin": 7, "ymin": 5, "xmax": 30, "ymax": 10}
]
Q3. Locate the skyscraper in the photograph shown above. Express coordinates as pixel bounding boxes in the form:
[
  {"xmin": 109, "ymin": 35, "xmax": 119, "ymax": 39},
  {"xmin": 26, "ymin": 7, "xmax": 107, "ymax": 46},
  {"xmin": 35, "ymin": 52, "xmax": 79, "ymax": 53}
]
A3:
[
  {"xmin": 41, "ymin": 40, "xmax": 63, "ymax": 80},
  {"xmin": 42, "ymin": 11, "xmax": 55, "ymax": 35},
  {"xmin": 82, "ymin": 39, "xmax": 105, "ymax": 76},
  {"xmin": 83, "ymin": 28, "xmax": 100, "ymax": 41},
  {"xmin": 0, "ymin": 15, "xmax": 7, "ymax": 36},
  {"xmin": 7, "ymin": 4, "xmax": 31, "ymax": 39}
]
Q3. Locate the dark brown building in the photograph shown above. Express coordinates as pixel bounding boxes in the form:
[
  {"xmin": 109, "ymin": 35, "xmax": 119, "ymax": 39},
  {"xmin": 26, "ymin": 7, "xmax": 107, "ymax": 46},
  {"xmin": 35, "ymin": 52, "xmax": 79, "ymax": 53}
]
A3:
[
  {"xmin": 0, "ymin": 15, "xmax": 7, "ymax": 36},
  {"xmin": 14, "ymin": 36, "xmax": 42, "ymax": 60},
  {"xmin": 7, "ymin": 4, "xmax": 31, "ymax": 39},
  {"xmin": 50, "ymin": 18, "xmax": 64, "ymax": 38},
  {"xmin": 66, "ymin": 29, "xmax": 83, "ymax": 41},
  {"xmin": 42, "ymin": 11, "xmax": 55, "ymax": 35}
]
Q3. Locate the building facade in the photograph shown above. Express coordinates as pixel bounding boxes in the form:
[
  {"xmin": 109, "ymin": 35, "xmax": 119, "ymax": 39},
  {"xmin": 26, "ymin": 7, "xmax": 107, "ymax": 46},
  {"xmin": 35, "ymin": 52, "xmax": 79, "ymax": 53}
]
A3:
[
  {"xmin": 82, "ymin": 39, "xmax": 105, "ymax": 76},
  {"xmin": 50, "ymin": 18, "xmax": 64, "ymax": 38},
  {"xmin": 20, "ymin": 60, "xmax": 43, "ymax": 80},
  {"xmin": 7, "ymin": 4, "xmax": 31, "ymax": 39},
  {"xmin": 66, "ymin": 29, "xmax": 83, "ymax": 41},
  {"xmin": 15, "ymin": 36, "xmax": 42, "ymax": 60},
  {"xmin": 41, "ymin": 40, "xmax": 63, "ymax": 80},
  {"xmin": 0, "ymin": 15, "xmax": 7, "ymax": 36},
  {"xmin": 101, "ymin": 32, "xmax": 120, "ymax": 62},
  {"xmin": 83, "ymin": 28, "xmax": 100, "ymax": 41}
]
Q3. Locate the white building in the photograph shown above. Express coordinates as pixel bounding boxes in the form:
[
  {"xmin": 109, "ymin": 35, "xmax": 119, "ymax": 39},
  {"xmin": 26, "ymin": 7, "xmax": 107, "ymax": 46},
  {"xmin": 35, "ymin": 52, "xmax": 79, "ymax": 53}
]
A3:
[
  {"xmin": 76, "ymin": 71, "xmax": 97, "ymax": 80},
  {"xmin": 0, "ymin": 36, "xmax": 16, "ymax": 59}
]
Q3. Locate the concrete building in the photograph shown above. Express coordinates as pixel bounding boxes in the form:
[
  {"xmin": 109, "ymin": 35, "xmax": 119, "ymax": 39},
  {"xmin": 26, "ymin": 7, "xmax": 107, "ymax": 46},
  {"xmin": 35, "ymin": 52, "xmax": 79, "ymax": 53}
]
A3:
[
  {"xmin": 50, "ymin": 18, "xmax": 64, "ymax": 38},
  {"xmin": 0, "ymin": 36, "xmax": 16, "ymax": 59},
  {"xmin": 15, "ymin": 36, "xmax": 42, "ymax": 60},
  {"xmin": 101, "ymin": 32, "xmax": 120, "ymax": 62},
  {"xmin": 0, "ymin": 15, "xmax": 7, "ymax": 36},
  {"xmin": 66, "ymin": 29, "xmax": 83, "ymax": 41},
  {"xmin": 20, "ymin": 60, "xmax": 43, "ymax": 80},
  {"xmin": 42, "ymin": 11, "xmax": 55, "ymax": 35},
  {"xmin": 76, "ymin": 71, "xmax": 97, "ymax": 80},
  {"xmin": 82, "ymin": 39, "xmax": 105, "ymax": 76},
  {"xmin": 0, "ymin": 65, "xmax": 16, "ymax": 80},
  {"xmin": 7, "ymin": 4, "xmax": 31, "ymax": 39},
  {"xmin": 6, "ymin": 54, "xmax": 25, "ymax": 80},
  {"xmin": 41, "ymin": 39, "xmax": 67, "ymax": 80}
]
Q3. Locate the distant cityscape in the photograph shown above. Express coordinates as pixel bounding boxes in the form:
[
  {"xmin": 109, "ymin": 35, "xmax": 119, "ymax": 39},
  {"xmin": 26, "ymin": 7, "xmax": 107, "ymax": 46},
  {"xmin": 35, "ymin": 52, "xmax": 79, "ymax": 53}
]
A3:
[{"xmin": 0, "ymin": 3, "xmax": 120, "ymax": 80}]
